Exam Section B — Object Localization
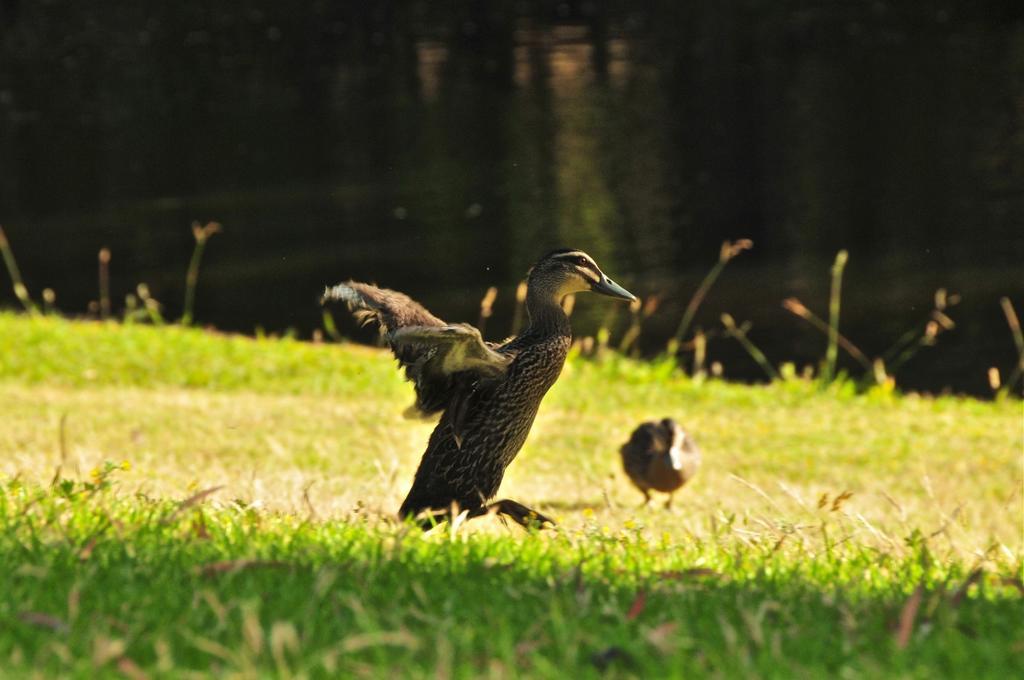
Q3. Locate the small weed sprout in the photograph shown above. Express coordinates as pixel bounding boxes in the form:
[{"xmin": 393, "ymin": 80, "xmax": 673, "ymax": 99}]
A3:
[{"xmin": 137, "ymin": 284, "xmax": 165, "ymax": 325}]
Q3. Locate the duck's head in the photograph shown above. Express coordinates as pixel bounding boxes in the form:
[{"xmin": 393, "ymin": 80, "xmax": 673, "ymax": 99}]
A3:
[{"xmin": 528, "ymin": 249, "xmax": 636, "ymax": 303}]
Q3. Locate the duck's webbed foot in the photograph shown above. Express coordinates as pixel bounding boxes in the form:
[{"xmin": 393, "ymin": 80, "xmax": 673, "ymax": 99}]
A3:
[{"xmin": 473, "ymin": 498, "xmax": 556, "ymax": 530}]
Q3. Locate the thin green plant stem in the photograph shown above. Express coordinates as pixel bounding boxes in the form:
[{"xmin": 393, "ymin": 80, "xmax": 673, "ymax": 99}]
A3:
[
  {"xmin": 881, "ymin": 295, "xmax": 957, "ymax": 381},
  {"xmin": 888, "ymin": 338, "xmax": 927, "ymax": 377},
  {"xmin": 998, "ymin": 297, "xmax": 1024, "ymax": 396},
  {"xmin": 721, "ymin": 313, "xmax": 780, "ymax": 381},
  {"xmin": 672, "ymin": 260, "xmax": 726, "ymax": 349},
  {"xmin": 669, "ymin": 239, "xmax": 752, "ymax": 352},
  {"xmin": 823, "ymin": 250, "xmax": 848, "ymax": 385},
  {"xmin": 782, "ymin": 297, "xmax": 871, "ymax": 371},
  {"xmin": 0, "ymin": 226, "xmax": 38, "ymax": 314},
  {"xmin": 182, "ymin": 222, "xmax": 221, "ymax": 326},
  {"xmin": 881, "ymin": 326, "xmax": 921, "ymax": 363}
]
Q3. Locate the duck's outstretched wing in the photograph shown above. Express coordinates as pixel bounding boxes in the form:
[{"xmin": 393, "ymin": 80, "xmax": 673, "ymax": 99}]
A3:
[
  {"xmin": 322, "ymin": 282, "xmax": 510, "ymax": 416},
  {"xmin": 322, "ymin": 281, "xmax": 445, "ymax": 331},
  {"xmin": 391, "ymin": 324, "xmax": 510, "ymax": 378}
]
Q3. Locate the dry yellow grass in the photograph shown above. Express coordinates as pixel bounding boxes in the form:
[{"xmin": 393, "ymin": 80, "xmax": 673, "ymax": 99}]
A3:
[{"xmin": 3, "ymin": 362, "xmax": 1019, "ymax": 559}]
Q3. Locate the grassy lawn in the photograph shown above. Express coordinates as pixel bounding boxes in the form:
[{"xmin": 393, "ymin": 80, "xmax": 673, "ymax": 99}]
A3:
[{"xmin": 0, "ymin": 312, "xmax": 1021, "ymax": 677}]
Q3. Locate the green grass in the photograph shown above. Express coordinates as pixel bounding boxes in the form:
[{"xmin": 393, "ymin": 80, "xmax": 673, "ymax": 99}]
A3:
[{"xmin": 1, "ymin": 312, "xmax": 1021, "ymax": 677}]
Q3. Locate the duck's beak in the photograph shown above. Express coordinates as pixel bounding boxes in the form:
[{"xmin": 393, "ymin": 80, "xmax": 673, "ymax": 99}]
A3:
[{"xmin": 591, "ymin": 274, "xmax": 637, "ymax": 301}]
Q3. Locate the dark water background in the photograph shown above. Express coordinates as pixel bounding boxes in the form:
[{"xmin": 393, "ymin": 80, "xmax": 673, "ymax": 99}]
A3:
[{"xmin": 1, "ymin": 1, "xmax": 1022, "ymax": 395}]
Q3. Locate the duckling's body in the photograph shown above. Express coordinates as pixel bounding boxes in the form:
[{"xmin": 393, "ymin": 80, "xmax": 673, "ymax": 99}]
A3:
[
  {"xmin": 324, "ymin": 249, "xmax": 635, "ymax": 528},
  {"xmin": 620, "ymin": 418, "xmax": 700, "ymax": 508}
]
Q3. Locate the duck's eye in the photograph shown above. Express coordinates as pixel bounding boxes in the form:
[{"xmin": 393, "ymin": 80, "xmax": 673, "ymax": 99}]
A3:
[{"xmin": 575, "ymin": 256, "xmax": 589, "ymax": 267}]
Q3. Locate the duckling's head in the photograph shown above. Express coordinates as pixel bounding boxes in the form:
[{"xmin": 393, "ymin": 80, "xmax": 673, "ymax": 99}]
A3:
[{"xmin": 528, "ymin": 249, "xmax": 636, "ymax": 303}]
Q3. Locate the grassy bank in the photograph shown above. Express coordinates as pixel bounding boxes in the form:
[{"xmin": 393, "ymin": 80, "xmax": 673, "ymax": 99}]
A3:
[{"xmin": 0, "ymin": 312, "xmax": 1021, "ymax": 677}]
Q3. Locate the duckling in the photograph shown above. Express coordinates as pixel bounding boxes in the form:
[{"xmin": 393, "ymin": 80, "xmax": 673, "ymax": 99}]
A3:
[
  {"xmin": 323, "ymin": 249, "xmax": 636, "ymax": 529},
  {"xmin": 620, "ymin": 418, "xmax": 700, "ymax": 508}
]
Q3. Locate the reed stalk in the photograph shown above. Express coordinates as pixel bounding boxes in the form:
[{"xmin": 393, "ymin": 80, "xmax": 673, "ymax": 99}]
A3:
[
  {"xmin": 692, "ymin": 330, "xmax": 707, "ymax": 378},
  {"xmin": 619, "ymin": 295, "xmax": 660, "ymax": 355},
  {"xmin": 182, "ymin": 221, "xmax": 221, "ymax": 326},
  {"xmin": 998, "ymin": 297, "xmax": 1023, "ymax": 396},
  {"xmin": 881, "ymin": 290, "xmax": 957, "ymax": 378},
  {"xmin": 42, "ymin": 288, "xmax": 57, "ymax": 315},
  {"xmin": 823, "ymin": 250, "xmax": 848, "ymax": 385},
  {"xmin": 782, "ymin": 297, "xmax": 871, "ymax": 371},
  {"xmin": 0, "ymin": 226, "xmax": 37, "ymax": 314},
  {"xmin": 721, "ymin": 313, "xmax": 779, "ymax": 380},
  {"xmin": 618, "ymin": 297, "xmax": 644, "ymax": 353},
  {"xmin": 98, "ymin": 248, "xmax": 111, "ymax": 320},
  {"xmin": 669, "ymin": 239, "xmax": 752, "ymax": 353},
  {"xmin": 477, "ymin": 286, "xmax": 497, "ymax": 337}
]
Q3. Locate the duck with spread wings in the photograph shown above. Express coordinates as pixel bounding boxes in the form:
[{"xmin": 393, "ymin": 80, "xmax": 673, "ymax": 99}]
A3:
[{"xmin": 322, "ymin": 249, "xmax": 636, "ymax": 529}]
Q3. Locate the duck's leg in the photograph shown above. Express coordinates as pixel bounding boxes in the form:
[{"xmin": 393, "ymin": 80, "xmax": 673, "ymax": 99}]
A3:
[
  {"xmin": 664, "ymin": 492, "xmax": 674, "ymax": 510},
  {"xmin": 640, "ymin": 489, "xmax": 651, "ymax": 506},
  {"xmin": 470, "ymin": 498, "xmax": 555, "ymax": 529}
]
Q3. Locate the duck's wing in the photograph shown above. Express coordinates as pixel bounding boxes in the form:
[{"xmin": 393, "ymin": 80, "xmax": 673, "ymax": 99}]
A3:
[
  {"xmin": 322, "ymin": 281, "xmax": 445, "ymax": 331},
  {"xmin": 391, "ymin": 323, "xmax": 512, "ymax": 417},
  {"xmin": 322, "ymin": 282, "xmax": 510, "ymax": 416},
  {"xmin": 392, "ymin": 324, "xmax": 511, "ymax": 378}
]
